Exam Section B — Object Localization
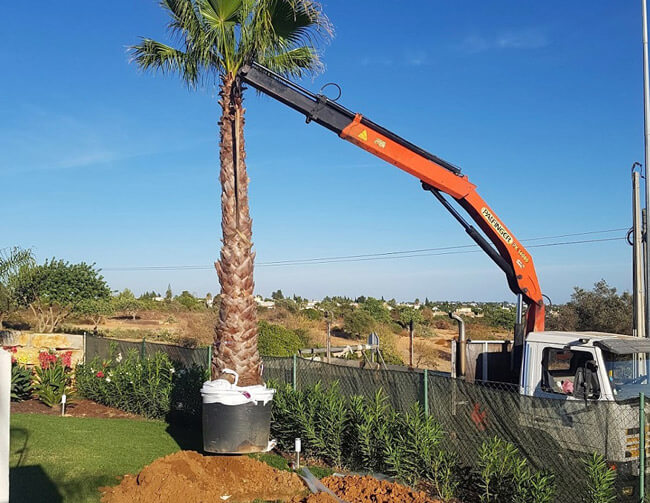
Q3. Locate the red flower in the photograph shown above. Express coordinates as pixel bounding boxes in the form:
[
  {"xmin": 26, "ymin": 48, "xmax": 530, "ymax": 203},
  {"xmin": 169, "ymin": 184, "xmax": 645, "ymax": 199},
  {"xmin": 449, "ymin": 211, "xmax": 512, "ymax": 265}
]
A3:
[
  {"xmin": 61, "ymin": 351, "xmax": 72, "ymax": 369},
  {"xmin": 96, "ymin": 371, "xmax": 105, "ymax": 378},
  {"xmin": 11, "ymin": 356, "xmax": 16, "ymax": 364},
  {"xmin": 38, "ymin": 351, "xmax": 59, "ymax": 369}
]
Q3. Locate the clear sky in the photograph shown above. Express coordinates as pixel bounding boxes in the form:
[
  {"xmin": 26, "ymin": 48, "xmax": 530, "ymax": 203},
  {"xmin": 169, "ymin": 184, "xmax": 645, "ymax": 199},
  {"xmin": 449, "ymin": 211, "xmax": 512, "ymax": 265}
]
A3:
[{"xmin": 1, "ymin": 1, "xmax": 644, "ymax": 303}]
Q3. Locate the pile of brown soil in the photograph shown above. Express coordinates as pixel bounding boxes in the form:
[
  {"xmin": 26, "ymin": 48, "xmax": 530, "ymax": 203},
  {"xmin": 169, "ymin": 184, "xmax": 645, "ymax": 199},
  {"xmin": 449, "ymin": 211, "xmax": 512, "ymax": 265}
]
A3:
[
  {"xmin": 290, "ymin": 475, "xmax": 442, "ymax": 503},
  {"xmin": 12, "ymin": 399, "xmax": 138, "ymax": 419},
  {"xmin": 100, "ymin": 450, "xmax": 306, "ymax": 503}
]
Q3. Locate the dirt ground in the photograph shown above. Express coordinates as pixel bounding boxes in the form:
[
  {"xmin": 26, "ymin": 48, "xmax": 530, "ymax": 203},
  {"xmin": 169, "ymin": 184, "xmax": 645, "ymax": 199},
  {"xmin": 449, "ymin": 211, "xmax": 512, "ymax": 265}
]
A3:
[
  {"xmin": 11, "ymin": 399, "xmax": 139, "ymax": 419},
  {"xmin": 290, "ymin": 475, "xmax": 442, "ymax": 503},
  {"xmin": 101, "ymin": 450, "xmax": 306, "ymax": 503}
]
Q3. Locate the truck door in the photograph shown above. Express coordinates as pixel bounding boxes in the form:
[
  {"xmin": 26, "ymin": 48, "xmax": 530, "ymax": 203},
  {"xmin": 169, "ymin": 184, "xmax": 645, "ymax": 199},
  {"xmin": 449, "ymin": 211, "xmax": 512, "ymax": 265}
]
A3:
[{"xmin": 522, "ymin": 346, "xmax": 607, "ymax": 457}]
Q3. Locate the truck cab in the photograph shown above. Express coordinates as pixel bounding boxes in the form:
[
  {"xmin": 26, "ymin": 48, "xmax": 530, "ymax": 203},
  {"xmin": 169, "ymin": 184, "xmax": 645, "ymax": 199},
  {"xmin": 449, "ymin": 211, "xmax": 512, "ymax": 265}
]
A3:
[{"xmin": 521, "ymin": 331, "xmax": 650, "ymax": 402}]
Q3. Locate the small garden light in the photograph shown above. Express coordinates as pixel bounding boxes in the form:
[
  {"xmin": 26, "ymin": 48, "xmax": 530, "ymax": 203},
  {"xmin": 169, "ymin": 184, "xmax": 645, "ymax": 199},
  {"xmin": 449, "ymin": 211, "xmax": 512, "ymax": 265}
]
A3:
[
  {"xmin": 294, "ymin": 437, "xmax": 301, "ymax": 470},
  {"xmin": 61, "ymin": 394, "xmax": 67, "ymax": 417}
]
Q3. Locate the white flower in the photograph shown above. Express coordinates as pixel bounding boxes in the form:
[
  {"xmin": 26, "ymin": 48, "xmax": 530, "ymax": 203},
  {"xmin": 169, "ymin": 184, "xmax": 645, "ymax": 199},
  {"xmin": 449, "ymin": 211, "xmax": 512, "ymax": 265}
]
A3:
[
  {"xmin": 115, "ymin": 352, "xmax": 123, "ymax": 363},
  {"xmin": 106, "ymin": 377, "xmax": 111, "ymax": 383}
]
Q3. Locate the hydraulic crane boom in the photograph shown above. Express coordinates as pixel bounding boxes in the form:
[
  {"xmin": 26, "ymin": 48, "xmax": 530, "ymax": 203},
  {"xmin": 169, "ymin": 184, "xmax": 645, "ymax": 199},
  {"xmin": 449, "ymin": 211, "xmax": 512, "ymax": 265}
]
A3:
[{"xmin": 239, "ymin": 62, "xmax": 545, "ymax": 338}]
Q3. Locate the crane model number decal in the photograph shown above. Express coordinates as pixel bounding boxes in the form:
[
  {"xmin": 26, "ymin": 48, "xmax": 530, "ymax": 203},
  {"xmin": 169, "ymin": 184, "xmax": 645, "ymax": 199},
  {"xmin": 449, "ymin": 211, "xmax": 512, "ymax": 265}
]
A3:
[{"xmin": 481, "ymin": 208, "xmax": 530, "ymax": 266}]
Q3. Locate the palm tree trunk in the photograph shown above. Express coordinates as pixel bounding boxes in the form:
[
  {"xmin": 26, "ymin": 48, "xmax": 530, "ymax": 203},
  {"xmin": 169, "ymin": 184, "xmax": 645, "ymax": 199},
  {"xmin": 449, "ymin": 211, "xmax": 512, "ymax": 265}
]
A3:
[{"xmin": 213, "ymin": 74, "xmax": 262, "ymax": 386}]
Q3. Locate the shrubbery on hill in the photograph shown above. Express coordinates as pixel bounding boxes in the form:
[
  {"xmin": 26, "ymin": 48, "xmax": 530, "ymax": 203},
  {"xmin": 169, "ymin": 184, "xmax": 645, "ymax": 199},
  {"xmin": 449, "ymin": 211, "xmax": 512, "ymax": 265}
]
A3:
[{"xmin": 258, "ymin": 321, "xmax": 304, "ymax": 356}]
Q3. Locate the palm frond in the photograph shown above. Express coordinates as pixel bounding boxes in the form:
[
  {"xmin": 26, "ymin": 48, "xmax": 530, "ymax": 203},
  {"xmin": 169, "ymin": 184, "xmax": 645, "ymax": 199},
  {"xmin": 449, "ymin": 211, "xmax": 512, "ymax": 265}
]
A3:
[
  {"xmin": 129, "ymin": 38, "xmax": 201, "ymax": 86},
  {"xmin": 259, "ymin": 46, "xmax": 321, "ymax": 77},
  {"xmin": 0, "ymin": 247, "xmax": 35, "ymax": 283},
  {"xmin": 160, "ymin": 0, "xmax": 204, "ymax": 42}
]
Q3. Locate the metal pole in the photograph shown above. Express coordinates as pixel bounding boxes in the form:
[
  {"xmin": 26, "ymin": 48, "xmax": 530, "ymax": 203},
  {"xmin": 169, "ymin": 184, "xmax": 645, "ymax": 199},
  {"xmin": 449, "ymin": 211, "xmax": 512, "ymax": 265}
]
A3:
[
  {"xmin": 641, "ymin": 392, "xmax": 646, "ymax": 499},
  {"xmin": 423, "ymin": 369, "xmax": 429, "ymax": 416},
  {"xmin": 642, "ymin": 0, "xmax": 650, "ymax": 337},
  {"xmin": 292, "ymin": 354, "xmax": 297, "ymax": 391},
  {"xmin": 633, "ymin": 168, "xmax": 646, "ymax": 338},
  {"xmin": 409, "ymin": 319, "xmax": 414, "ymax": 368},
  {"xmin": 326, "ymin": 313, "xmax": 331, "ymax": 364},
  {"xmin": 207, "ymin": 344, "xmax": 213, "ymax": 380}
]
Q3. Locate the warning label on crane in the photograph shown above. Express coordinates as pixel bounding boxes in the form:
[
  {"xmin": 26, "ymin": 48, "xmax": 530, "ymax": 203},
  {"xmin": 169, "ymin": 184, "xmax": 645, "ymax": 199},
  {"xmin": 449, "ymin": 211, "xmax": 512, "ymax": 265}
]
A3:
[{"xmin": 357, "ymin": 129, "xmax": 368, "ymax": 141}]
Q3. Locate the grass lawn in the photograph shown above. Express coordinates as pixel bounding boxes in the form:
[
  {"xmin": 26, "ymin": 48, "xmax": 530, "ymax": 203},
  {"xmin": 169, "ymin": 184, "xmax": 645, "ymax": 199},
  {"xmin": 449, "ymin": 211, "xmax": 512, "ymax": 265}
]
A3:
[
  {"xmin": 10, "ymin": 413, "xmax": 196, "ymax": 503},
  {"xmin": 10, "ymin": 413, "xmax": 331, "ymax": 503}
]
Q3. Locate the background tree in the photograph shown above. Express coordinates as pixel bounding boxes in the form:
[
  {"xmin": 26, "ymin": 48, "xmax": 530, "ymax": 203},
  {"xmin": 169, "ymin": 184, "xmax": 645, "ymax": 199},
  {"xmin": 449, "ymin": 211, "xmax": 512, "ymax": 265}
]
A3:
[
  {"xmin": 114, "ymin": 289, "xmax": 143, "ymax": 321},
  {"xmin": 343, "ymin": 309, "xmax": 375, "ymax": 338},
  {"xmin": 393, "ymin": 305, "xmax": 424, "ymax": 329},
  {"xmin": 131, "ymin": 0, "xmax": 331, "ymax": 384},
  {"xmin": 546, "ymin": 279, "xmax": 632, "ymax": 334},
  {"xmin": 77, "ymin": 298, "xmax": 115, "ymax": 331},
  {"xmin": 175, "ymin": 290, "xmax": 204, "ymax": 311},
  {"xmin": 271, "ymin": 289, "xmax": 284, "ymax": 301},
  {"xmin": 13, "ymin": 259, "xmax": 110, "ymax": 332},
  {"xmin": 0, "ymin": 247, "xmax": 35, "ymax": 329}
]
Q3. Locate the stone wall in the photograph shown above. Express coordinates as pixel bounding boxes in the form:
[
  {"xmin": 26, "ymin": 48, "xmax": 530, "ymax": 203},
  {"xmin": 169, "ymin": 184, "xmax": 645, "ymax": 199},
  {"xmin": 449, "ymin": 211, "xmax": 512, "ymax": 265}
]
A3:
[{"xmin": 0, "ymin": 330, "xmax": 84, "ymax": 366}]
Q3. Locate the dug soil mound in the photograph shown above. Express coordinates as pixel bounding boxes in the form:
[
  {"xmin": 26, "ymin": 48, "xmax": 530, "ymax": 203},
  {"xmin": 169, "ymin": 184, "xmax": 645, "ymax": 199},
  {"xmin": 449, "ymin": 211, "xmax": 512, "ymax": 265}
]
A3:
[
  {"xmin": 100, "ymin": 450, "xmax": 306, "ymax": 503},
  {"xmin": 290, "ymin": 475, "xmax": 442, "ymax": 503}
]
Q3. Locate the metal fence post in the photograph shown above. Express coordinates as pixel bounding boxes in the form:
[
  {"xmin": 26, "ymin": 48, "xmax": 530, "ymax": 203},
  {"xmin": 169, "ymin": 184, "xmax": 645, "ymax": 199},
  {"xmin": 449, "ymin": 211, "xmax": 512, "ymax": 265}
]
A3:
[
  {"xmin": 292, "ymin": 354, "xmax": 297, "ymax": 391},
  {"xmin": 207, "ymin": 345, "xmax": 212, "ymax": 380},
  {"xmin": 423, "ymin": 369, "xmax": 429, "ymax": 416},
  {"xmin": 140, "ymin": 338, "xmax": 146, "ymax": 360},
  {"xmin": 641, "ymin": 392, "xmax": 646, "ymax": 500}
]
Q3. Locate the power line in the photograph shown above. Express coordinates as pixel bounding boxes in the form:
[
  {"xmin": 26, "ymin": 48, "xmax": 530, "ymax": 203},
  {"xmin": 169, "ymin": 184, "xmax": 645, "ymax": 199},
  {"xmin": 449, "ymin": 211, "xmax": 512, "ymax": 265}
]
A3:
[{"xmin": 101, "ymin": 228, "xmax": 628, "ymax": 272}]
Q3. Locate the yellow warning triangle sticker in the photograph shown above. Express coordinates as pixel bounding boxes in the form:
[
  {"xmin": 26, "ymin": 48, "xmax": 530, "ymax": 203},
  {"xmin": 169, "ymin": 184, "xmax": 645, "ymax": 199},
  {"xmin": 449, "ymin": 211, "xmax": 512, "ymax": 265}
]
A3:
[{"xmin": 358, "ymin": 129, "xmax": 368, "ymax": 141}]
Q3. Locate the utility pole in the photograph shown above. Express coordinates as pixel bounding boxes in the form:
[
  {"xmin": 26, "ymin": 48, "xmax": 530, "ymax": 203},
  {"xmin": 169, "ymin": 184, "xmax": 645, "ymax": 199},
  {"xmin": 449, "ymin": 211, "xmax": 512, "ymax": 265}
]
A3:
[
  {"xmin": 633, "ymin": 163, "xmax": 646, "ymax": 337},
  {"xmin": 642, "ymin": 0, "xmax": 650, "ymax": 336}
]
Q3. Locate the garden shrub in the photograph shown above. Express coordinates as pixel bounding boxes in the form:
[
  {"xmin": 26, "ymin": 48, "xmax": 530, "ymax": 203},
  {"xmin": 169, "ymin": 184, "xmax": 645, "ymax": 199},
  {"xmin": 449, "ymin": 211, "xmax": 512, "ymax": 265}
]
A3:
[
  {"xmin": 34, "ymin": 350, "xmax": 73, "ymax": 407},
  {"xmin": 169, "ymin": 364, "xmax": 205, "ymax": 420},
  {"xmin": 5, "ymin": 346, "xmax": 32, "ymax": 401},
  {"xmin": 271, "ymin": 381, "xmax": 453, "ymax": 494},
  {"xmin": 583, "ymin": 452, "xmax": 616, "ymax": 503},
  {"xmin": 477, "ymin": 436, "xmax": 555, "ymax": 503},
  {"xmin": 76, "ymin": 350, "xmax": 175, "ymax": 419},
  {"xmin": 11, "ymin": 363, "xmax": 32, "ymax": 401},
  {"xmin": 258, "ymin": 321, "xmax": 302, "ymax": 356}
]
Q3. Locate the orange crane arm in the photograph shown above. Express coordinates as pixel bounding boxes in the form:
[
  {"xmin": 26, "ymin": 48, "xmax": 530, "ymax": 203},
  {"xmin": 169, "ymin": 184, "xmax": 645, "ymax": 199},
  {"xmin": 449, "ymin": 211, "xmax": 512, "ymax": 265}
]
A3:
[{"xmin": 239, "ymin": 63, "xmax": 545, "ymax": 335}]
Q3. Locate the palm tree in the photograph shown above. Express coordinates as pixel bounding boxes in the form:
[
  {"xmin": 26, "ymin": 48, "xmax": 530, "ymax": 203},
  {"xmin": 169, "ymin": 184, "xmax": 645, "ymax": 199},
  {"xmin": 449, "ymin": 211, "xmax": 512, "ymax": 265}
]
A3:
[
  {"xmin": 131, "ymin": 0, "xmax": 331, "ymax": 385},
  {"xmin": 0, "ymin": 247, "xmax": 35, "ymax": 329}
]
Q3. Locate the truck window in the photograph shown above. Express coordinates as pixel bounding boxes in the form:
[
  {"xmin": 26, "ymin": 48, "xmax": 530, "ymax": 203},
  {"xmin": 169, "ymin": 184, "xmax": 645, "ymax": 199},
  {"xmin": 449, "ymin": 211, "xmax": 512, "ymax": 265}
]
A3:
[{"xmin": 541, "ymin": 348, "xmax": 599, "ymax": 398}]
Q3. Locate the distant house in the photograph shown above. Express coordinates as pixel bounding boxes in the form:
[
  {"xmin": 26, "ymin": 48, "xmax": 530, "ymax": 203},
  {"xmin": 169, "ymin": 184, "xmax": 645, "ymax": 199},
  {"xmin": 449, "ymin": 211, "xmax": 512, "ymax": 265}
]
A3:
[{"xmin": 254, "ymin": 296, "xmax": 275, "ymax": 308}]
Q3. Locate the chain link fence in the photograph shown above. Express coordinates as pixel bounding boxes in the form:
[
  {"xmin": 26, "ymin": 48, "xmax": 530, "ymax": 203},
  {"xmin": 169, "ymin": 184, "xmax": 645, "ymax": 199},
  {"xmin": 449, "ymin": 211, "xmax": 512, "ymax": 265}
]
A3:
[
  {"xmin": 81, "ymin": 339, "xmax": 648, "ymax": 501},
  {"xmin": 84, "ymin": 334, "xmax": 210, "ymax": 369},
  {"xmin": 264, "ymin": 356, "xmax": 647, "ymax": 502}
]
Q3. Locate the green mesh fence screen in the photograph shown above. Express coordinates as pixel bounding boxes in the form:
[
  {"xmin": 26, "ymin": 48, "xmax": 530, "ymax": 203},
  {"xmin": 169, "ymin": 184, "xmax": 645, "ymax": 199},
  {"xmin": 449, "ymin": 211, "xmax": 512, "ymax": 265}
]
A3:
[
  {"xmin": 263, "ymin": 356, "xmax": 646, "ymax": 503},
  {"xmin": 85, "ymin": 335, "xmax": 210, "ymax": 369}
]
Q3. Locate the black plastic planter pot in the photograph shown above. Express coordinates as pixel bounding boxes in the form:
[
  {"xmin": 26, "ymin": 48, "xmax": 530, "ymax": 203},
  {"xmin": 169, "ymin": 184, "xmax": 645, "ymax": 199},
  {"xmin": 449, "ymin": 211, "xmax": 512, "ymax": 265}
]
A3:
[{"xmin": 201, "ymin": 371, "xmax": 275, "ymax": 454}]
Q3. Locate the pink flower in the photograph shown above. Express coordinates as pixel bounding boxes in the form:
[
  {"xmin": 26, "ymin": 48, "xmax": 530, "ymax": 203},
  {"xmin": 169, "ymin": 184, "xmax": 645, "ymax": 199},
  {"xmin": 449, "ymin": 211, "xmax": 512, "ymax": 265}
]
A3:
[
  {"xmin": 96, "ymin": 371, "xmax": 105, "ymax": 378},
  {"xmin": 61, "ymin": 351, "xmax": 72, "ymax": 369}
]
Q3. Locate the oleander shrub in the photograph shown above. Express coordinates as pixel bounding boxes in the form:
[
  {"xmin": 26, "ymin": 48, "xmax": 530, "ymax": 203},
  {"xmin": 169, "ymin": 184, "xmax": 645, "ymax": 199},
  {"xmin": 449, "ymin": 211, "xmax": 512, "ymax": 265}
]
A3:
[
  {"xmin": 76, "ymin": 350, "xmax": 175, "ymax": 419},
  {"xmin": 270, "ymin": 381, "xmax": 455, "ymax": 495},
  {"xmin": 477, "ymin": 436, "xmax": 555, "ymax": 503},
  {"xmin": 583, "ymin": 452, "xmax": 616, "ymax": 503}
]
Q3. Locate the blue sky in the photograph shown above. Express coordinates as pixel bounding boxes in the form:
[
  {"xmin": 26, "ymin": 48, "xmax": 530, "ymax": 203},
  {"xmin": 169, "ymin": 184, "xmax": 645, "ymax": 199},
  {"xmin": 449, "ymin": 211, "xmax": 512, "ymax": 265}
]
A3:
[{"xmin": 0, "ymin": 1, "xmax": 644, "ymax": 303}]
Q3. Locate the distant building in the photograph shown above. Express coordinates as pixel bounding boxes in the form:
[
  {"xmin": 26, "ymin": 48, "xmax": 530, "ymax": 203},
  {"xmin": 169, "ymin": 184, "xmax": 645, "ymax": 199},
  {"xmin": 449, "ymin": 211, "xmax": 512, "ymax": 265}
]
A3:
[{"xmin": 254, "ymin": 296, "xmax": 275, "ymax": 308}]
